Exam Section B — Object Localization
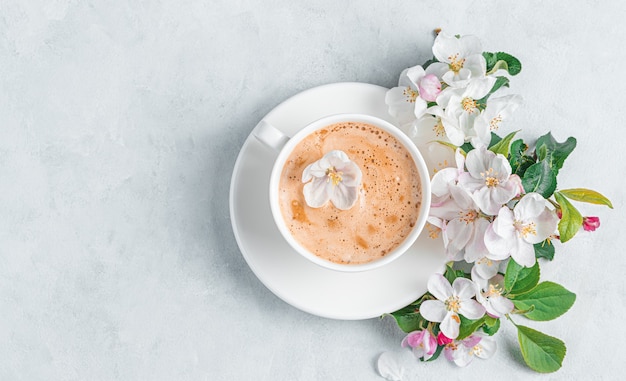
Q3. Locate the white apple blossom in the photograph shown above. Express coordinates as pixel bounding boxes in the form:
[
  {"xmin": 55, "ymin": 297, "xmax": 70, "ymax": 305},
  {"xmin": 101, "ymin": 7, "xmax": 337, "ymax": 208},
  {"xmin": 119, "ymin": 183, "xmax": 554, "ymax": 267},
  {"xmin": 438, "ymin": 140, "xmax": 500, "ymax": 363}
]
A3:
[
  {"xmin": 473, "ymin": 95, "xmax": 523, "ymax": 145},
  {"xmin": 444, "ymin": 332, "xmax": 496, "ymax": 367},
  {"xmin": 435, "ymin": 77, "xmax": 497, "ymax": 147},
  {"xmin": 430, "ymin": 148, "xmax": 466, "ymax": 205},
  {"xmin": 302, "ymin": 150, "xmax": 362, "ymax": 210},
  {"xmin": 470, "ymin": 257, "xmax": 504, "ymax": 281},
  {"xmin": 458, "ymin": 146, "xmax": 523, "ymax": 216},
  {"xmin": 484, "ymin": 193, "xmax": 559, "ymax": 267},
  {"xmin": 420, "ymin": 274, "xmax": 485, "ymax": 339},
  {"xmin": 429, "ymin": 32, "xmax": 488, "ymax": 88},
  {"xmin": 473, "ymin": 273, "xmax": 514, "ymax": 318},
  {"xmin": 401, "ymin": 329, "xmax": 438, "ymax": 361},
  {"xmin": 385, "ymin": 65, "xmax": 441, "ymax": 126},
  {"xmin": 430, "ymin": 184, "xmax": 491, "ymax": 262}
]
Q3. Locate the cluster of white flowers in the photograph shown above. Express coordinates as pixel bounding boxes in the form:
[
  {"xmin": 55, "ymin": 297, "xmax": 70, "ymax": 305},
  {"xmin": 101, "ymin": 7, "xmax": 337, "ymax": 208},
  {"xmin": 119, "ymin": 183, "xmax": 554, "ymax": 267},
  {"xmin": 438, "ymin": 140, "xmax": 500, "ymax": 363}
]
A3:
[
  {"xmin": 384, "ymin": 31, "xmax": 561, "ymax": 368},
  {"xmin": 381, "ymin": 31, "xmax": 611, "ymax": 375},
  {"xmin": 386, "ymin": 31, "xmax": 521, "ymax": 148}
]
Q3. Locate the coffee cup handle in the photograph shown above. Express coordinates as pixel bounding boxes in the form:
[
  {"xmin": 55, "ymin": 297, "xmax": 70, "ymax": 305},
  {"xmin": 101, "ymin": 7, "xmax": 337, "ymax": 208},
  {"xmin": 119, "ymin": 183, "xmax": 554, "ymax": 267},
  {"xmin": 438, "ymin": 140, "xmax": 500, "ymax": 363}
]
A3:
[{"xmin": 253, "ymin": 120, "xmax": 290, "ymax": 152}]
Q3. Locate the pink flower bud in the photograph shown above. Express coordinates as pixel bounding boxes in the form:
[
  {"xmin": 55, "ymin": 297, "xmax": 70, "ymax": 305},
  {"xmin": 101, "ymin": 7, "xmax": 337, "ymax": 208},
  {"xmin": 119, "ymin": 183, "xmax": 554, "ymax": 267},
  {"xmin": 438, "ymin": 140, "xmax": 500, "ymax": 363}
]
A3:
[
  {"xmin": 556, "ymin": 209, "xmax": 562, "ymax": 219},
  {"xmin": 418, "ymin": 74, "xmax": 442, "ymax": 102},
  {"xmin": 583, "ymin": 216, "xmax": 600, "ymax": 232},
  {"xmin": 437, "ymin": 332, "xmax": 453, "ymax": 346}
]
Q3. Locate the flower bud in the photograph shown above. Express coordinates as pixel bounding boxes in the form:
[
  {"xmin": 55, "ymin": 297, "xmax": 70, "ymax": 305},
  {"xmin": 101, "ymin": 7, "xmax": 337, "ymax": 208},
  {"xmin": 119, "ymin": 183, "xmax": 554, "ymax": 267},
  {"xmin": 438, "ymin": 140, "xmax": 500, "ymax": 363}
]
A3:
[{"xmin": 583, "ymin": 216, "xmax": 600, "ymax": 232}]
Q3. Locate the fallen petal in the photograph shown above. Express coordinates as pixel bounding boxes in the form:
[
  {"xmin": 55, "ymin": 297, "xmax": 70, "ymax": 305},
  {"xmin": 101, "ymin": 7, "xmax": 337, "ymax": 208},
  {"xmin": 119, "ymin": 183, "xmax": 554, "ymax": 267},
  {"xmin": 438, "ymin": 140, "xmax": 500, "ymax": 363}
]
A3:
[{"xmin": 377, "ymin": 352, "xmax": 404, "ymax": 381}]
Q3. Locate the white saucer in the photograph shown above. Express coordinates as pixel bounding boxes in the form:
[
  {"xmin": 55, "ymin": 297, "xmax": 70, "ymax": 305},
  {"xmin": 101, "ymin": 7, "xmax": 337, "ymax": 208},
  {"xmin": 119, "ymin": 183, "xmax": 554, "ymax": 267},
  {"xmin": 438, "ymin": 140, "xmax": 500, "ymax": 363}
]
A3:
[{"xmin": 229, "ymin": 82, "xmax": 447, "ymax": 320}]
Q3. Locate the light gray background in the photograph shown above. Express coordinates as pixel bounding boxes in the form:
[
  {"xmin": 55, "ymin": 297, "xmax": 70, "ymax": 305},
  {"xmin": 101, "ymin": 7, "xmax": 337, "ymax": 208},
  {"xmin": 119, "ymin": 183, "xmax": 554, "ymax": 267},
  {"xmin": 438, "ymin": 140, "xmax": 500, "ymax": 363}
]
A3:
[{"xmin": 1, "ymin": 1, "xmax": 624, "ymax": 380}]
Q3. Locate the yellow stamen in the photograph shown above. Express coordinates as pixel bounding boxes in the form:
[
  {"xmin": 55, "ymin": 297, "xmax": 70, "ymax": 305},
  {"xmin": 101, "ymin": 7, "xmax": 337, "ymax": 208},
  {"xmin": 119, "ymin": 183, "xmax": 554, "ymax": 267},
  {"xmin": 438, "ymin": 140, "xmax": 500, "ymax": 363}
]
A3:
[
  {"xmin": 462, "ymin": 97, "xmax": 478, "ymax": 114},
  {"xmin": 480, "ymin": 168, "xmax": 500, "ymax": 188},
  {"xmin": 326, "ymin": 167, "xmax": 343, "ymax": 186},
  {"xmin": 427, "ymin": 223, "xmax": 441, "ymax": 239},
  {"xmin": 448, "ymin": 53, "xmax": 466, "ymax": 73},
  {"xmin": 433, "ymin": 119, "xmax": 445, "ymax": 137},
  {"xmin": 470, "ymin": 344, "xmax": 483, "ymax": 357},
  {"xmin": 489, "ymin": 115, "xmax": 503, "ymax": 131},
  {"xmin": 485, "ymin": 284, "xmax": 503, "ymax": 298},
  {"xmin": 403, "ymin": 87, "xmax": 418, "ymax": 103},
  {"xmin": 459, "ymin": 210, "xmax": 478, "ymax": 224},
  {"xmin": 445, "ymin": 296, "xmax": 461, "ymax": 313},
  {"xmin": 520, "ymin": 222, "xmax": 537, "ymax": 238}
]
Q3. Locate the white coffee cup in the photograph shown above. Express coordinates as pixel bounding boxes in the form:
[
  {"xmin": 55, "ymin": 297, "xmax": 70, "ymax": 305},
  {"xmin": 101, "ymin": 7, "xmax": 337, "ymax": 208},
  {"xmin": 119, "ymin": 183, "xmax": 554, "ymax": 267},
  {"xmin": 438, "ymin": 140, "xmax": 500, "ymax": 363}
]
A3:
[{"xmin": 254, "ymin": 113, "xmax": 431, "ymax": 272}]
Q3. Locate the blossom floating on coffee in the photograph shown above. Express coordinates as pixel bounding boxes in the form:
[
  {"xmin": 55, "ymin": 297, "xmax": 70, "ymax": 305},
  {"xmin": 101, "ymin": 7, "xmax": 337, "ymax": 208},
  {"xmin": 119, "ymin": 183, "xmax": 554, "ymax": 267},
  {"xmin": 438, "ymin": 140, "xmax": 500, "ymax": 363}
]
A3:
[{"xmin": 302, "ymin": 150, "xmax": 362, "ymax": 210}]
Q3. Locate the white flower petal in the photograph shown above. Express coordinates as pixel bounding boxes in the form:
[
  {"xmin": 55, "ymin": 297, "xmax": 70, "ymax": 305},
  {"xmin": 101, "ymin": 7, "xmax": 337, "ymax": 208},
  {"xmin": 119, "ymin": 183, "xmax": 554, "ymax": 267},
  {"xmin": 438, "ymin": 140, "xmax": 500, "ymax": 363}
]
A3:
[
  {"xmin": 453, "ymin": 277, "xmax": 478, "ymax": 301},
  {"xmin": 464, "ymin": 218, "xmax": 490, "ymax": 263},
  {"xmin": 432, "ymin": 32, "xmax": 461, "ymax": 63},
  {"xmin": 431, "ymin": 167, "xmax": 459, "ymax": 198},
  {"xmin": 472, "ymin": 258, "xmax": 500, "ymax": 280},
  {"xmin": 401, "ymin": 65, "xmax": 425, "ymax": 87},
  {"xmin": 420, "ymin": 300, "xmax": 447, "ymax": 323},
  {"xmin": 473, "ymin": 187, "xmax": 502, "ymax": 216},
  {"xmin": 510, "ymin": 237, "xmax": 536, "ymax": 267},
  {"xmin": 515, "ymin": 192, "xmax": 547, "ymax": 219},
  {"xmin": 330, "ymin": 184, "xmax": 358, "ymax": 210},
  {"xmin": 466, "ymin": 76, "xmax": 497, "ymax": 100},
  {"xmin": 484, "ymin": 223, "xmax": 512, "ymax": 260},
  {"xmin": 464, "ymin": 147, "xmax": 492, "ymax": 178},
  {"xmin": 440, "ymin": 312, "xmax": 460, "ymax": 339},
  {"xmin": 377, "ymin": 352, "xmax": 404, "ymax": 381},
  {"xmin": 532, "ymin": 209, "xmax": 559, "ymax": 242},
  {"xmin": 475, "ymin": 335, "xmax": 497, "ymax": 359},
  {"xmin": 463, "ymin": 53, "xmax": 487, "ymax": 77},
  {"xmin": 459, "ymin": 299, "xmax": 486, "ymax": 320},
  {"xmin": 487, "ymin": 295, "xmax": 514, "ymax": 317},
  {"xmin": 428, "ymin": 273, "xmax": 454, "ymax": 301},
  {"xmin": 492, "ymin": 207, "xmax": 515, "ymax": 238},
  {"xmin": 303, "ymin": 179, "xmax": 331, "ymax": 208},
  {"xmin": 413, "ymin": 97, "xmax": 428, "ymax": 119},
  {"xmin": 446, "ymin": 219, "xmax": 473, "ymax": 256}
]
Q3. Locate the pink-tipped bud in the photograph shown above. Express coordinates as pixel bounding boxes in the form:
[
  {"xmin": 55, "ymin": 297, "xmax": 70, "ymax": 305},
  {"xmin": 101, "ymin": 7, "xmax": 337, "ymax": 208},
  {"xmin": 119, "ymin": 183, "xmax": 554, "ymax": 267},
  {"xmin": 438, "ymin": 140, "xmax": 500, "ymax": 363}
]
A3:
[
  {"xmin": 583, "ymin": 216, "xmax": 600, "ymax": 232},
  {"xmin": 437, "ymin": 332, "xmax": 453, "ymax": 346},
  {"xmin": 418, "ymin": 74, "xmax": 442, "ymax": 102}
]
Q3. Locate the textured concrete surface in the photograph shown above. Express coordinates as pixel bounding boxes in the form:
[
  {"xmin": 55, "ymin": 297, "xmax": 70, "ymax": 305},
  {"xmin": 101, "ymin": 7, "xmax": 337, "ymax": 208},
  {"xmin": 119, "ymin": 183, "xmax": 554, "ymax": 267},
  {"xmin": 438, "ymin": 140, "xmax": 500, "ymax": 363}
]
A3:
[{"xmin": 1, "ymin": 1, "xmax": 625, "ymax": 380}]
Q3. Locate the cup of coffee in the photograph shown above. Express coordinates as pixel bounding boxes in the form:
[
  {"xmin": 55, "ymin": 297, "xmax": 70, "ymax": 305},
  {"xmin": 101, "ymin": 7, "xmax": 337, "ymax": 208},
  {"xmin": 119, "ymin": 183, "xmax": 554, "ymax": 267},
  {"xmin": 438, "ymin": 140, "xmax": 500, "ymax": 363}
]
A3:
[{"xmin": 254, "ymin": 113, "xmax": 431, "ymax": 272}]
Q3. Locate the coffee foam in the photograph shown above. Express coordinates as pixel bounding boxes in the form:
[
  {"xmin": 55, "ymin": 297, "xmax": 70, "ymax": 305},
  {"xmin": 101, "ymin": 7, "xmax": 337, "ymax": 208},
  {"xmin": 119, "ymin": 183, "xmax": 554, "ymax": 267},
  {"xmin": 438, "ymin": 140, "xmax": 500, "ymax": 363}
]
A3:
[{"xmin": 278, "ymin": 121, "xmax": 422, "ymax": 265}]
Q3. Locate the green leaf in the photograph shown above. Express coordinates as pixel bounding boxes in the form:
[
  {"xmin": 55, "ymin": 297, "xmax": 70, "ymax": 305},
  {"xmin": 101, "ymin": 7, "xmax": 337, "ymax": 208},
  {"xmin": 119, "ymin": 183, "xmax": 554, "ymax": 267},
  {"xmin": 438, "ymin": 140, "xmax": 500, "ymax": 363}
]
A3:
[
  {"xmin": 457, "ymin": 315, "xmax": 486, "ymax": 340},
  {"xmin": 460, "ymin": 142, "xmax": 474, "ymax": 154},
  {"xmin": 489, "ymin": 130, "xmax": 519, "ymax": 157},
  {"xmin": 482, "ymin": 316, "xmax": 501, "ymax": 336},
  {"xmin": 535, "ymin": 133, "xmax": 577, "ymax": 174},
  {"xmin": 488, "ymin": 132, "xmax": 502, "ymax": 148},
  {"xmin": 483, "ymin": 52, "xmax": 522, "ymax": 75},
  {"xmin": 509, "ymin": 138, "xmax": 536, "ymax": 177},
  {"xmin": 517, "ymin": 325, "xmax": 566, "ymax": 373},
  {"xmin": 554, "ymin": 192, "xmax": 583, "ymax": 243},
  {"xmin": 521, "ymin": 160, "xmax": 557, "ymax": 198},
  {"xmin": 389, "ymin": 305, "xmax": 427, "ymax": 333},
  {"xmin": 504, "ymin": 258, "xmax": 540, "ymax": 295},
  {"xmin": 422, "ymin": 56, "xmax": 438, "ymax": 70},
  {"xmin": 444, "ymin": 264, "xmax": 467, "ymax": 284},
  {"xmin": 483, "ymin": 52, "xmax": 498, "ymax": 72},
  {"xmin": 515, "ymin": 155, "xmax": 536, "ymax": 177},
  {"xmin": 510, "ymin": 281, "xmax": 576, "ymax": 321},
  {"xmin": 559, "ymin": 188, "xmax": 614, "ymax": 209},
  {"xmin": 490, "ymin": 76, "xmax": 510, "ymax": 95},
  {"xmin": 534, "ymin": 240, "xmax": 555, "ymax": 261}
]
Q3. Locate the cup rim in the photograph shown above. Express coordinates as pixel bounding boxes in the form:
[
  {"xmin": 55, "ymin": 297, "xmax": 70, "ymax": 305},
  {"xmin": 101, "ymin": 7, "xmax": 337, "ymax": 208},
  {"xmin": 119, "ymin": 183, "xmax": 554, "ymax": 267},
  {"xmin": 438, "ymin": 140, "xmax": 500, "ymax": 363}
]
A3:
[{"xmin": 269, "ymin": 113, "xmax": 432, "ymax": 272}]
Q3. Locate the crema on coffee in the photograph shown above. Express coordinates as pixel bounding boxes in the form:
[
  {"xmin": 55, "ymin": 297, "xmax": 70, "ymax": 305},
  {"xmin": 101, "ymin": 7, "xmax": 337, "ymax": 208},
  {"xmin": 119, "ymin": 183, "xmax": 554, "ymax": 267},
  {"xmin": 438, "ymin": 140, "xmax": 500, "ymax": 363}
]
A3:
[{"xmin": 278, "ymin": 121, "xmax": 422, "ymax": 265}]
